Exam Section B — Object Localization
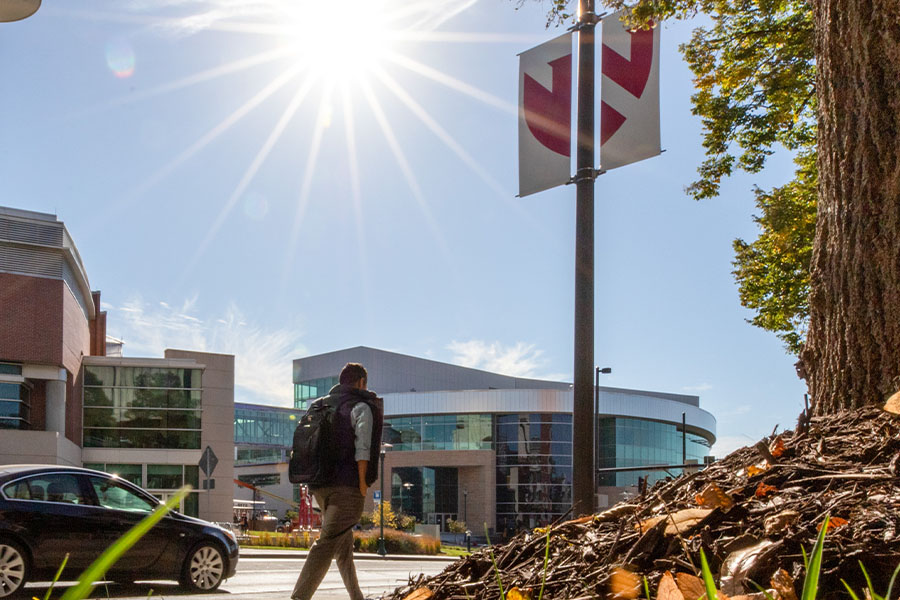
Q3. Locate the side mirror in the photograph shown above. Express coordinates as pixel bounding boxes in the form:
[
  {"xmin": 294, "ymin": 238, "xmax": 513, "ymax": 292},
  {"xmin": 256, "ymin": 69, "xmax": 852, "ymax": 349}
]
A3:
[{"xmin": 0, "ymin": 0, "xmax": 41, "ymax": 22}]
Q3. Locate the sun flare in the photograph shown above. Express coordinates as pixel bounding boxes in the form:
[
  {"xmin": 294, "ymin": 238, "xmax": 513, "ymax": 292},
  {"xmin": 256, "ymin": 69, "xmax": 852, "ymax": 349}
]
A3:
[{"xmin": 279, "ymin": 0, "xmax": 392, "ymax": 82}]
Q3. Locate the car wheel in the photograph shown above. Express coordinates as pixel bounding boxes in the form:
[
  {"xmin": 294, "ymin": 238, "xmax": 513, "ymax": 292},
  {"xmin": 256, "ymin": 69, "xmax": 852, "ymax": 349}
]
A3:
[
  {"xmin": 180, "ymin": 542, "xmax": 225, "ymax": 592},
  {"xmin": 0, "ymin": 539, "xmax": 29, "ymax": 599}
]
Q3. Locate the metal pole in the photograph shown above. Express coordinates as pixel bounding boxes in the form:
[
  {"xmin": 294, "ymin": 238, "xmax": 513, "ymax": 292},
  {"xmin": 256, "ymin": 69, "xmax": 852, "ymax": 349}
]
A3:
[
  {"xmin": 572, "ymin": 0, "xmax": 597, "ymax": 519},
  {"xmin": 378, "ymin": 448, "xmax": 386, "ymax": 556},
  {"xmin": 594, "ymin": 367, "xmax": 599, "ymax": 497},
  {"xmin": 682, "ymin": 412, "xmax": 687, "ymax": 464}
]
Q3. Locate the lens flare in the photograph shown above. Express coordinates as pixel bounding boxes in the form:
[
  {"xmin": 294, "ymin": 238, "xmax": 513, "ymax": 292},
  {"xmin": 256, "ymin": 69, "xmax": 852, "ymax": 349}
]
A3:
[
  {"xmin": 105, "ymin": 37, "xmax": 136, "ymax": 78},
  {"xmin": 243, "ymin": 191, "xmax": 269, "ymax": 221}
]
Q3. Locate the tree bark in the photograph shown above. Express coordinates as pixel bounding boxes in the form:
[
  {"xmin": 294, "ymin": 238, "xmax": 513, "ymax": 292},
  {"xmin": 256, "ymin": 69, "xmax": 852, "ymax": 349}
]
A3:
[{"xmin": 802, "ymin": 0, "xmax": 900, "ymax": 414}]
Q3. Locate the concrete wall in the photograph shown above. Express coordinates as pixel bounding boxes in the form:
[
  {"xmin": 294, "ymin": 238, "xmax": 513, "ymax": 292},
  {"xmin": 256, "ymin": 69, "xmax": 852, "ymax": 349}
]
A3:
[
  {"xmin": 0, "ymin": 430, "xmax": 82, "ymax": 466},
  {"xmin": 167, "ymin": 349, "xmax": 235, "ymax": 523}
]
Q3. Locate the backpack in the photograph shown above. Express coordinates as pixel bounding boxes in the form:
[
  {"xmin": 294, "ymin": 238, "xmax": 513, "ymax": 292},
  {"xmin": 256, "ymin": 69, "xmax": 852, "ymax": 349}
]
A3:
[{"xmin": 288, "ymin": 398, "xmax": 339, "ymax": 485}]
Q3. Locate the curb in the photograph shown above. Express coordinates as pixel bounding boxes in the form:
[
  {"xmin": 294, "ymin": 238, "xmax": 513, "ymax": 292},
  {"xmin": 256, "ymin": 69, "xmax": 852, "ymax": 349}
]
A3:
[{"xmin": 239, "ymin": 548, "xmax": 458, "ymax": 562}]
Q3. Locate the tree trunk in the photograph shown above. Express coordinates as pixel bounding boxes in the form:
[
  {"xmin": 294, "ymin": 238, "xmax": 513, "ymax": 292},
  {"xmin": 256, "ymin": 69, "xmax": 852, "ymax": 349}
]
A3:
[{"xmin": 802, "ymin": 0, "xmax": 900, "ymax": 415}]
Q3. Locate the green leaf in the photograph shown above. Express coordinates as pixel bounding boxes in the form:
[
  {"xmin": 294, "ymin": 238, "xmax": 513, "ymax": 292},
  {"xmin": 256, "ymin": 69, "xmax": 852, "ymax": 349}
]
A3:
[
  {"xmin": 43, "ymin": 553, "xmax": 69, "ymax": 600},
  {"xmin": 60, "ymin": 486, "xmax": 190, "ymax": 600},
  {"xmin": 800, "ymin": 515, "xmax": 829, "ymax": 600}
]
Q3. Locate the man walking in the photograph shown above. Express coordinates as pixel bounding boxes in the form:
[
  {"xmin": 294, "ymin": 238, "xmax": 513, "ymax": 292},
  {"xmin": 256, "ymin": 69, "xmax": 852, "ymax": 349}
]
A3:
[{"xmin": 292, "ymin": 363, "xmax": 384, "ymax": 600}]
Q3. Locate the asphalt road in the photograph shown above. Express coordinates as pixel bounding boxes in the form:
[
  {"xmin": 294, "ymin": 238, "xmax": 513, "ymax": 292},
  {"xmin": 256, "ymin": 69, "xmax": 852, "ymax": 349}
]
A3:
[{"xmin": 25, "ymin": 553, "xmax": 457, "ymax": 600}]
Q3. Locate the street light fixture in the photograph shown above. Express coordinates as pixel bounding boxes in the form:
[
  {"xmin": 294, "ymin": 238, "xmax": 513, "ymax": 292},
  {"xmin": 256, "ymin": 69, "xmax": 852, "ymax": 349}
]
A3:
[
  {"xmin": 0, "ymin": 0, "xmax": 41, "ymax": 22},
  {"xmin": 377, "ymin": 442, "xmax": 392, "ymax": 557}
]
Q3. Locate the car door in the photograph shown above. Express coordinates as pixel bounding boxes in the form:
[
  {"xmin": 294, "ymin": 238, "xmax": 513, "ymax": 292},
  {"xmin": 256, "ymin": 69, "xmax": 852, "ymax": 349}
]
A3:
[
  {"xmin": 85, "ymin": 475, "xmax": 172, "ymax": 571},
  {"xmin": 2, "ymin": 472, "xmax": 103, "ymax": 571}
]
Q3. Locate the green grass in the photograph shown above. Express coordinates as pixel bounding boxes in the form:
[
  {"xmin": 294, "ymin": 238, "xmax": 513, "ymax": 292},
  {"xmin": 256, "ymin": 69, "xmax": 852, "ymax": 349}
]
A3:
[{"xmin": 440, "ymin": 545, "xmax": 472, "ymax": 557}]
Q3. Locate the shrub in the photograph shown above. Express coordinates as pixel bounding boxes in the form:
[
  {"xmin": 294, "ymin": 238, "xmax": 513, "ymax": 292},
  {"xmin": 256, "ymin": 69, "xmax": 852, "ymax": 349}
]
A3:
[
  {"xmin": 447, "ymin": 518, "xmax": 467, "ymax": 534},
  {"xmin": 368, "ymin": 500, "xmax": 397, "ymax": 528},
  {"xmin": 395, "ymin": 513, "xmax": 417, "ymax": 531},
  {"xmin": 353, "ymin": 528, "xmax": 440, "ymax": 555}
]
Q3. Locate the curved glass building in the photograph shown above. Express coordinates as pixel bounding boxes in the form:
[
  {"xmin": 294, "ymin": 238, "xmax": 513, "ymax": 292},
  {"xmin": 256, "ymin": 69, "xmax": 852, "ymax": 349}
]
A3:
[{"xmin": 284, "ymin": 347, "xmax": 717, "ymax": 536}]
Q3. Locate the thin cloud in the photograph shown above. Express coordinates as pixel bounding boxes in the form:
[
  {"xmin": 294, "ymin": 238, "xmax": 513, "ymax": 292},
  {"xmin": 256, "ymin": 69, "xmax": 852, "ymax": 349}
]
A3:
[
  {"xmin": 105, "ymin": 296, "xmax": 305, "ymax": 406},
  {"xmin": 710, "ymin": 434, "xmax": 757, "ymax": 459},
  {"xmin": 446, "ymin": 340, "xmax": 560, "ymax": 379},
  {"xmin": 682, "ymin": 383, "xmax": 713, "ymax": 393}
]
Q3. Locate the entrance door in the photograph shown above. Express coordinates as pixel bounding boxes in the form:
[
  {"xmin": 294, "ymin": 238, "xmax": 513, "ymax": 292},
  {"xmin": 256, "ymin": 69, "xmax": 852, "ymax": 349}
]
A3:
[{"xmin": 426, "ymin": 512, "xmax": 458, "ymax": 532}]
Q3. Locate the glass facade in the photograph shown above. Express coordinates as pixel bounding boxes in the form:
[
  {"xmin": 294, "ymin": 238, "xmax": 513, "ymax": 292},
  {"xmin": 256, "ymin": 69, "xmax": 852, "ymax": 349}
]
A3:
[
  {"xmin": 82, "ymin": 462, "xmax": 200, "ymax": 517},
  {"xmin": 597, "ymin": 417, "xmax": 712, "ymax": 487},
  {"xmin": 391, "ymin": 466, "xmax": 458, "ymax": 528},
  {"xmin": 234, "ymin": 404, "xmax": 302, "ymax": 465},
  {"xmin": 0, "ymin": 380, "xmax": 30, "ymax": 430},
  {"xmin": 82, "ymin": 365, "xmax": 202, "ymax": 449},
  {"xmin": 294, "ymin": 376, "xmax": 339, "ymax": 410},
  {"xmin": 383, "ymin": 414, "xmax": 492, "ymax": 451},
  {"xmin": 495, "ymin": 413, "xmax": 572, "ymax": 533}
]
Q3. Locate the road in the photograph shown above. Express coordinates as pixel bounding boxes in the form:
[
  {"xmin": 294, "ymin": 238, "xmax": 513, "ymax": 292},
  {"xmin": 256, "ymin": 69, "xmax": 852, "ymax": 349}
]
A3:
[{"xmin": 25, "ymin": 552, "xmax": 456, "ymax": 600}]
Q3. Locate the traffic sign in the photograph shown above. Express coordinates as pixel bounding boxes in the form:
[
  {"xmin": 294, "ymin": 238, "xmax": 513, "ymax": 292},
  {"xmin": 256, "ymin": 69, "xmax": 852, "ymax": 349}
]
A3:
[{"xmin": 199, "ymin": 445, "xmax": 218, "ymax": 477}]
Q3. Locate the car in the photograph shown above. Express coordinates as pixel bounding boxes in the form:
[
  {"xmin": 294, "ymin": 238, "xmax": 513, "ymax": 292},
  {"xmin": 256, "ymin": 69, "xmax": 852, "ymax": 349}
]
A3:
[{"xmin": 0, "ymin": 465, "xmax": 239, "ymax": 598}]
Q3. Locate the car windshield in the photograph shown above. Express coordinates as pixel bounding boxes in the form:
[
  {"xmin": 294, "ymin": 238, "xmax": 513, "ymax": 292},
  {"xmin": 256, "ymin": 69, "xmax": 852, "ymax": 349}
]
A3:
[{"xmin": 90, "ymin": 477, "xmax": 158, "ymax": 513}]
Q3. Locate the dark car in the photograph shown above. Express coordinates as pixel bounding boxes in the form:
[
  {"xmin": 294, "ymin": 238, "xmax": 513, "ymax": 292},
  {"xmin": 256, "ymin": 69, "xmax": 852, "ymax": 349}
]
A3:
[{"xmin": 0, "ymin": 465, "xmax": 239, "ymax": 597}]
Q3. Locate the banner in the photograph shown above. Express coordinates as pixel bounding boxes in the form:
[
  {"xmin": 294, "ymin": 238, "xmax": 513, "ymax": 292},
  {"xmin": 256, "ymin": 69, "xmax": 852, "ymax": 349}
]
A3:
[
  {"xmin": 600, "ymin": 11, "xmax": 661, "ymax": 171},
  {"xmin": 518, "ymin": 33, "xmax": 573, "ymax": 197}
]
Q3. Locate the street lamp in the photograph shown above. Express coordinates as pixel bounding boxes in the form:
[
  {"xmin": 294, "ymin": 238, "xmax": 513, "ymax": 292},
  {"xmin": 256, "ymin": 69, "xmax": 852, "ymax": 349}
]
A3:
[
  {"xmin": 377, "ymin": 443, "xmax": 392, "ymax": 557},
  {"xmin": 0, "ymin": 0, "xmax": 41, "ymax": 22},
  {"xmin": 463, "ymin": 488, "xmax": 470, "ymax": 552},
  {"xmin": 594, "ymin": 366, "xmax": 612, "ymax": 511}
]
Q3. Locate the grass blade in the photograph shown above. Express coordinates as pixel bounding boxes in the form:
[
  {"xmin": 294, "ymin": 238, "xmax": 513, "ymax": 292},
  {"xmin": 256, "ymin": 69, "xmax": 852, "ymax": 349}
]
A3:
[
  {"xmin": 42, "ymin": 553, "xmax": 69, "ymax": 600},
  {"xmin": 749, "ymin": 579, "xmax": 777, "ymax": 600},
  {"xmin": 643, "ymin": 576, "xmax": 651, "ymax": 600},
  {"xmin": 484, "ymin": 524, "xmax": 505, "ymax": 600},
  {"xmin": 537, "ymin": 527, "xmax": 550, "ymax": 600},
  {"xmin": 60, "ymin": 486, "xmax": 190, "ymax": 600},
  {"xmin": 700, "ymin": 548, "xmax": 718, "ymax": 600},
  {"xmin": 859, "ymin": 561, "xmax": 881, "ymax": 600},
  {"xmin": 841, "ymin": 579, "xmax": 862, "ymax": 600},
  {"xmin": 800, "ymin": 515, "xmax": 829, "ymax": 600},
  {"xmin": 884, "ymin": 562, "xmax": 900, "ymax": 600}
]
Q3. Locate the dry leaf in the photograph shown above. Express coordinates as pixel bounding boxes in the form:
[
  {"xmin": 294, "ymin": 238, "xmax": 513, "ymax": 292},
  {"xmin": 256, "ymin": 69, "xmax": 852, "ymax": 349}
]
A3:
[
  {"xmin": 403, "ymin": 587, "xmax": 433, "ymax": 600},
  {"xmin": 507, "ymin": 587, "xmax": 532, "ymax": 600},
  {"xmin": 763, "ymin": 510, "xmax": 800, "ymax": 536},
  {"xmin": 769, "ymin": 436, "xmax": 786, "ymax": 458},
  {"xmin": 657, "ymin": 572, "xmax": 685, "ymax": 600},
  {"xmin": 731, "ymin": 593, "xmax": 773, "ymax": 600},
  {"xmin": 770, "ymin": 568, "xmax": 798, "ymax": 600},
  {"xmin": 640, "ymin": 509, "xmax": 713, "ymax": 535},
  {"xmin": 746, "ymin": 463, "xmax": 769, "ymax": 477},
  {"xmin": 754, "ymin": 482, "xmax": 777, "ymax": 498},
  {"xmin": 564, "ymin": 515, "xmax": 594, "ymax": 526},
  {"xmin": 695, "ymin": 483, "xmax": 735, "ymax": 511},
  {"xmin": 884, "ymin": 391, "xmax": 900, "ymax": 415},
  {"xmin": 610, "ymin": 567, "xmax": 641, "ymax": 600},
  {"xmin": 675, "ymin": 573, "xmax": 707, "ymax": 600},
  {"xmin": 817, "ymin": 516, "xmax": 849, "ymax": 531},
  {"xmin": 720, "ymin": 540, "xmax": 777, "ymax": 596}
]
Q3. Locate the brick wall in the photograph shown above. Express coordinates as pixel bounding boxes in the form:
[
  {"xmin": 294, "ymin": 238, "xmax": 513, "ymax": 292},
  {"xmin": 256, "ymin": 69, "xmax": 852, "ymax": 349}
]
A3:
[{"xmin": 0, "ymin": 273, "xmax": 64, "ymax": 365}]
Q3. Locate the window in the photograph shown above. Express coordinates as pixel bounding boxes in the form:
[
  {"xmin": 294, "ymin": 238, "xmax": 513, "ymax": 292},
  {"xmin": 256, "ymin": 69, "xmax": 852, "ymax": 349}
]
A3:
[
  {"xmin": 90, "ymin": 477, "xmax": 156, "ymax": 513},
  {"xmin": 0, "ymin": 382, "xmax": 30, "ymax": 430},
  {"xmin": 3, "ymin": 474, "xmax": 90, "ymax": 505}
]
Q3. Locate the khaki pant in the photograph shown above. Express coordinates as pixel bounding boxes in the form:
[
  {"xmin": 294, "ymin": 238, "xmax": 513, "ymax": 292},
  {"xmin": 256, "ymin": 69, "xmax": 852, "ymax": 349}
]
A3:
[{"xmin": 292, "ymin": 486, "xmax": 365, "ymax": 600}]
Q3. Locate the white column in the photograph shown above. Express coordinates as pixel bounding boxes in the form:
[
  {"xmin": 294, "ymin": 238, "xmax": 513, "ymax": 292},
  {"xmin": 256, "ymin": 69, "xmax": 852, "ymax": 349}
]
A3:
[{"xmin": 46, "ymin": 379, "xmax": 67, "ymax": 435}]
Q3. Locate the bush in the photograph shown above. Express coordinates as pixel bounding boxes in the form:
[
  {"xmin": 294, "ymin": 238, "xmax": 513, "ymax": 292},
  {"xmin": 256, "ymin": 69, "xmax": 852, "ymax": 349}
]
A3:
[
  {"xmin": 368, "ymin": 501, "xmax": 397, "ymax": 529},
  {"xmin": 395, "ymin": 513, "xmax": 417, "ymax": 531},
  {"xmin": 243, "ymin": 530, "xmax": 317, "ymax": 548},
  {"xmin": 447, "ymin": 518, "xmax": 467, "ymax": 534},
  {"xmin": 353, "ymin": 528, "xmax": 440, "ymax": 555}
]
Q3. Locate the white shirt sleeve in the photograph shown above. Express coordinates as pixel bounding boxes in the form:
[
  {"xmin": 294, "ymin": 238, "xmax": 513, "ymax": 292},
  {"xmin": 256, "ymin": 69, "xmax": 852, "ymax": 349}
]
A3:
[{"xmin": 350, "ymin": 402, "xmax": 374, "ymax": 462}]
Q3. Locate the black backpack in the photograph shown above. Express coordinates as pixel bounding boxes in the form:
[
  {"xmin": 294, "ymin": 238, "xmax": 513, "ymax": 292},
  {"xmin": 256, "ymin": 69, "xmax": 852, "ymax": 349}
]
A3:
[{"xmin": 288, "ymin": 398, "xmax": 339, "ymax": 485}]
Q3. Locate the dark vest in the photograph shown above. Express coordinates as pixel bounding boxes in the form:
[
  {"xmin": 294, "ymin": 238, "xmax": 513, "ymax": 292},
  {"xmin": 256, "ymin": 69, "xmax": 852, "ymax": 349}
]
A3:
[{"xmin": 319, "ymin": 385, "xmax": 384, "ymax": 489}]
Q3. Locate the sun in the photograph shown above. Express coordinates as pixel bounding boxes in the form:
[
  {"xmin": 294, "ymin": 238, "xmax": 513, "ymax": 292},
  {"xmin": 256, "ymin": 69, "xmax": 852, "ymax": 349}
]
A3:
[{"xmin": 278, "ymin": 0, "xmax": 393, "ymax": 83}]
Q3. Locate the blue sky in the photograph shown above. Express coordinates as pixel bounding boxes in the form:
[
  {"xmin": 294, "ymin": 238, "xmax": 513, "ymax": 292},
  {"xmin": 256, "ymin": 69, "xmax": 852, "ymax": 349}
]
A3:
[{"xmin": 1, "ymin": 0, "xmax": 807, "ymax": 457}]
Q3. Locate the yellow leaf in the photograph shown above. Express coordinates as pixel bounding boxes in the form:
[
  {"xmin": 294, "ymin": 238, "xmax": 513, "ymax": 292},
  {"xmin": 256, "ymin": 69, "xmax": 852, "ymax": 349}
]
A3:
[
  {"xmin": 657, "ymin": 571, "xmax": 685, "ymax": 600},
  {"xmin": 676, "ymin": 573, "xmax": 707, "ymax": 600},
  {"xmin": 694, "ymin": 483, "xmax": 735, "ymax": 511},
  {"xmin": 403, "ymin": 587, "xmax": 433, "ymax": 600},
  {"xmin": 508, "ymin": 587, "xmax": 532, "ymax": 600}
]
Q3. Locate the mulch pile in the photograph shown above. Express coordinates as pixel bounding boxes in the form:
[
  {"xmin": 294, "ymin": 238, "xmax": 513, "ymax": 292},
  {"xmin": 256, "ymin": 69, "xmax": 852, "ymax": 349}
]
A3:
[{"xmin": 385, "ymin": 405, "xmax": 900, "ymax": 600}]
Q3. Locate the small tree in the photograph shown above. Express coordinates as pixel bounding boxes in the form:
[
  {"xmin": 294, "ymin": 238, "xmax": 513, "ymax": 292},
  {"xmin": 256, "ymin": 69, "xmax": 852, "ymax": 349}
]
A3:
[
  {"xmin": 447, "ymin": 519, "xmax": 468, "ymax": 534},
  {"xmin": 368, "ymin": 501, "xmax": 397, "ymax": 529},
  {"xmin": 396, "ymin": 513, "xmax": 417, "ymax": 531}
]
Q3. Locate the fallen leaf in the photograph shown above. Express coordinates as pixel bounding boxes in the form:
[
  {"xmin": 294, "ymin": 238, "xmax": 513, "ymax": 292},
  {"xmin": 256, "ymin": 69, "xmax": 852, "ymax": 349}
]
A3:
[
  {"xmin": 564, "ymin": 515, "xmax": 594, "ymax": 526},
  {"xmin": 507, "ymin": 587, "xmax": 532, "ymax": 600},
  {"xmin": 403, "ymin": 587, "xmax": 433, "ymax": 600},
  {"xmin": 731, "ymin": 593, "xmax": 773, "ymax": 600},
  {"xmin": 769, "ymin": 436, "xmax": 786, "ymax": 458},
  {"xmin": 884, "ymin": 391, "xmax": 900, "ymax": 415},
  {"xmin": 640, "ymin": 509, "xmax": 714, "ymax": 535},
  {"xmin": 657, "ymin": 572, "xmax": 685, "ymax": 600},
  {"xmin": 720, "ymin": 540, "xmax": 777, "ymax": 596},
  {"xmin": 763, "ymin": 510, "xmax": 800, "ymax": 536},
  {"xmin": 817, "ymin": 516, "xmax": 849, "ymax": 531},
  {"xmin": 610, "ymin": 567, "xmax": 641, "ymax": 600},
  {"xmin": 770, "ymin": 568, "xmax": 798, "ymax": 600},
  {"xmin": 695, "ymin": 483, "xmax": 735, "ymax": 511},
  {"xmin": 754, "ymin": 482, "xmax": 777, "ymax": 498},
  {"xmin": 675, "ymin": 573, "xmax": 707, "ymax": 600},
  {"xmin": 746, "ymin": 463, "xmax": 769, "ymax": 477}
]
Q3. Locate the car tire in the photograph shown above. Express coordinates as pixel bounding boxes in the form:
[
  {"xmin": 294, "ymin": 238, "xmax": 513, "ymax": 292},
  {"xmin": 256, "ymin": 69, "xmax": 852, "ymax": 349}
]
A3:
[
  {"xmin": 179, "ymin": 542, "xmax": 226, "ymax": 592},
  {"xmin": 0, "ymin": 538, "xmax": 29, "ymax": 599}
]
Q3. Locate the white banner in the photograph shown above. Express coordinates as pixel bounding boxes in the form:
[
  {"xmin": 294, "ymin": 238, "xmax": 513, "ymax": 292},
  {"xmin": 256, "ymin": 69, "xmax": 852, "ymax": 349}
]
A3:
[
  {"xmin": 518, "ymin": 33, "xmax": 573, "ymax": 197},
  {"xmin": 600, "ymin": 11, "xmax": 661, "ymax": 171}
]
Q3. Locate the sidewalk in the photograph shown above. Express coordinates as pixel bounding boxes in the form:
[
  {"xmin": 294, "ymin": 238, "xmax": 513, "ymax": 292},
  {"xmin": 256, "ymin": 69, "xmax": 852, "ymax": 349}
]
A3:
[{"xmin": 240, "ymin": 548, "xmax": 459, "ymax": 562}]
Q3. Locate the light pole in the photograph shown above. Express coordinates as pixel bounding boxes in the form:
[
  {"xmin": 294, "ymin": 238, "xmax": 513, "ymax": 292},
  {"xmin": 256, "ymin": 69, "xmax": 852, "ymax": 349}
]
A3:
[
  {"xmin": 594, "ymin": 366, "xmax": 611, "ymax": 509},
  {"xmin": 377, "ymin": 443, "xmax": 392, "ymax": 557},
  {"xmin": 463, "ymin": 488, "xmax": 470, "ymax": 551}
]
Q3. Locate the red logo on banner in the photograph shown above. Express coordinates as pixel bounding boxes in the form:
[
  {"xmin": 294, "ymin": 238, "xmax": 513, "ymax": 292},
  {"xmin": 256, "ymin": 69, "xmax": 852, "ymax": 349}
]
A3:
[
  {"xmin": 523, "ymin": 54, "xmax": 572, "ymax": 157},
  {"xmin": 601, "ymin": 27, "xmax": 653, "ymax": 145}
]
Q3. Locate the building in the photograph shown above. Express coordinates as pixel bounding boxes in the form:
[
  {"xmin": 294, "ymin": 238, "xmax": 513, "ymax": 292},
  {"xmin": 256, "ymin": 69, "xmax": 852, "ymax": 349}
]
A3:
[
  {"xmin": 232, "ymin": 346, "xmax": 715, "ymax": 535},
  {"xmin": 0, "ymin": 206, "xmax": 234, "ymax": 521}
]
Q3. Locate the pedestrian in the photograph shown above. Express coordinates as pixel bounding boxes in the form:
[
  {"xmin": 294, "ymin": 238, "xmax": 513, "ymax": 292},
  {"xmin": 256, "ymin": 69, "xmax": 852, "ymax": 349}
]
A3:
[{"xmin": 292, "ymin": 362, "xmax": 384, "ymax": 600}]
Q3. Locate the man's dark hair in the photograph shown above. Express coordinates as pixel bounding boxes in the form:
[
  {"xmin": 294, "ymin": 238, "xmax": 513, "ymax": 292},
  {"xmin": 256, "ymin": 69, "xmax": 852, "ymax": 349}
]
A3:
[{"xmin": 339, "ymin": 363, "xmax": 368, "ymax": 386}]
